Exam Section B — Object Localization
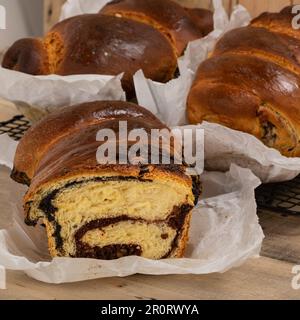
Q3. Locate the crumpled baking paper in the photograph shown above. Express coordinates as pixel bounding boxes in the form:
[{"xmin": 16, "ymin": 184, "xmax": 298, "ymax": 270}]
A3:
[
  {"xmin": 0, "ymin": 134, "xmax": 264, "ymax": 285},
  {"xmin": 200, "ymin": 122, "xmax": 300, "ymax": 183},
  {"xmin": 134, "ymin": 0, "xmax": 300, "ymax": 183},
  {"xmin": 0, "ymin": 68, "xmax": 125, "ymax": 113}
]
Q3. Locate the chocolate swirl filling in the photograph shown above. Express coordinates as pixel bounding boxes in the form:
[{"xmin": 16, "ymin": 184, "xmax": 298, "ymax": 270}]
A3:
[
  {"xmin": 74, "ymin": 205, "xmax": 192, "ymax": 260},
  {"xmin": 29, "ymin": 174, "xmax": 200, "ymax": 259}
]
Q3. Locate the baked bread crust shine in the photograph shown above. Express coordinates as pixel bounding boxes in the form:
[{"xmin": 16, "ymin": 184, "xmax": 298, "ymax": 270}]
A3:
[
  {"xmin": 100, "ymin": 0, "xmax": 212, "ymax": 56},
  {"xmin": 3, "ymin": 14, "xmax": 177, "ymax": 96},
  {"xmin": 187, "ymin": 6, "xmax": 300, "ymax": 157},
  {"xmin": 3, "ymin": 1, "xmax": 213, "ymax": 96}
]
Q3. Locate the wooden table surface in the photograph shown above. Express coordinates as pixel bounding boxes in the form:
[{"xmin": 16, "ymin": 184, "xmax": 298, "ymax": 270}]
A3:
[{"xmin": 0, "ymin": 105, "xmax": 300, "ymax": 300}]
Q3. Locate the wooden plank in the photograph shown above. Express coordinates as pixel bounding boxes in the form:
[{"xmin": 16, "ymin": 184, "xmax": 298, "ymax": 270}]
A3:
[
  {"xmin": 176, "ymin": 0, "xmax": 212, "ymax": 9},
  {"xmin": 0, "ymin": 257, "xmax": 298, "ymax": 300},
  {"xmin": 238, "ymin": 0, "xmax": 292, "ymax": 18},
  {"xmin": 259, "ymin": 210, "xmax": 300, "ymax": 264}
]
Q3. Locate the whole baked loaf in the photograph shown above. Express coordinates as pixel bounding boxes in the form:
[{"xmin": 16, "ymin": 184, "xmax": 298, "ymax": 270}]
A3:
[
  {"xmin": 188, "ymin": 6, "xmax": 300, "ymax": 157},
  {"xmin": 2, "ymin": 14, "xmax": 177, "ymax": 97},
  {"xmin": 11, "ymin": 101, "xmax": 200, "ymax": 260},
  {"xmin": 2, "ymin": 0, "xmax": 213, "ymax": 96}
]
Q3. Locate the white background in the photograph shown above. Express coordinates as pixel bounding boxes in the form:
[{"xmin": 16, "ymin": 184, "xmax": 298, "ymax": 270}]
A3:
[{"xmin": 0, "ymin": 0, "xmax": 43, "ymax": 51}]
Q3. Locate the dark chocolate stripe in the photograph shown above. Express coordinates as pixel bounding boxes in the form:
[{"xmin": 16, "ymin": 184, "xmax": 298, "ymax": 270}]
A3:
[
  {"xmin": 74, "ymin": 204, "xmax": 193, "ymax": 260},
  {"xmin": 64, "ymin": 175, "xmax": 152, "ymax": 189},
  {"xmin": 76, "ymin": 244, "xmax": 142, "ymax": 260},
  {"xmin": 192, "ymin": 175, "xmax": 202, "ymax": 205}
]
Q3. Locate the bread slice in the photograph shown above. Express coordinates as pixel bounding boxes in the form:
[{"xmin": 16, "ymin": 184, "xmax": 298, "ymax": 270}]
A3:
[
  {"xmin": 25, "ymin": 167, "xmax": 197, "ymax": 259},
  {"xmin": 12, "ymin": 101, "xmax": 200, "ymax": 260}
]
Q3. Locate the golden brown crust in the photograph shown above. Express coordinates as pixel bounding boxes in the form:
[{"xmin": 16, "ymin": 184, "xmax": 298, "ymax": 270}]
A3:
[
  {"xmin": 13, "ymin": 100, "xmax": 193, "ymax": 203},
  {"xmin": 49, "ymin": 14, "xmax": 177, "ymax": 95},
  {"xmin": 251, "ymin": 5, "xmax": 300, "ymax": 41},
  {"xmin": 44, "ymin": 219, "xmax": 57, "ymax": 257},
  {"xmin": 184, "ymin": 7, "xmax": 213, "ymax": 38},
  {"xmin": 212, "ymin": 27, "xmax": 300, "ymax": 72},
  {"xmin": 2, "ymin": 14, "xmax": 177, "ymax": 96},
  {"xmin": 12, "ymin": 101, "xmax": 166, "ymax": 185},
  {"xmin": 187, "ymin": 6, "xmax": 300, "ymax": 157},
  {"xmin": 2, "ymin": 38, "xmax": 50, "ymax": 75},
  {"xmin": 173, "ymin": 210, "xmax": 192, "ymax": 258},
  {"xmin": 100, "ymin": 0, "xmax": 206, "ymax": 56}
]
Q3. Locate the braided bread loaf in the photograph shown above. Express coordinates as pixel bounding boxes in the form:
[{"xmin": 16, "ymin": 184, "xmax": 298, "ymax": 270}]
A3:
[
  {"xmin": 11, "ymin": 101, "xmax": 200, "ymax": 260},
  {"xmin": 2, "ymin": 0, "xmax": 212, "ymax": 97},
  {"xmin": 2, "ymin": 15, "xmax": 177, "ymax": 97},
  {"xmin": 187, "ymin": 6, "xmax": 300, "ymax": 157}
]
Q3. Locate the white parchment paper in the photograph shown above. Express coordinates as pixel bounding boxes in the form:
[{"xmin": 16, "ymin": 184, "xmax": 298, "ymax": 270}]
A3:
[
  {"xmin": 0, "ymin": 134, "xmax": 264, "ymax": 285},
  {"xmin": 201, "ymin": 122, "xmax": 300, "ymax": 183},
  {"xmin": 134, "ymin": 0, "xmax": 300, "ymax": 183},
  {"xmin": 0, "ymin": 68, "xmax": 125, "ymax": 112}
]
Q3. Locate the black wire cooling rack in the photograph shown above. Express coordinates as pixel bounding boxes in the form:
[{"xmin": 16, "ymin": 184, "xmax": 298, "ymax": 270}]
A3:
[
  {"xmin": 1, "ymin": 115, "xmax": 300, "ymax": 215},
  {"xmin": 256, "ymin": 178, "xmax": 300, "ymax": 215},
  {"xmin": 0, "ymin": 115, "xmax": 31, "ymax": 141}
]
